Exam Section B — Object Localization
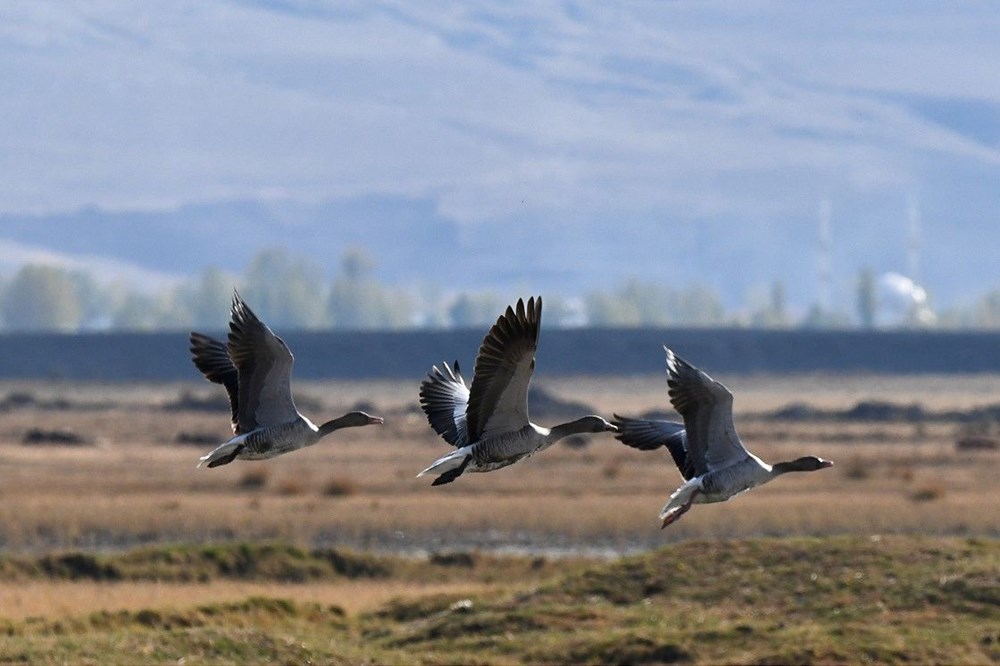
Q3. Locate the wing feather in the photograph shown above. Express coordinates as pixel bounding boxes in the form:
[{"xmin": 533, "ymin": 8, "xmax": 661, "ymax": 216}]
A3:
[
  {"xmin": 664, "ymin": 347, "xmax": 749, "ymax": 474},
  {"xmin": 418, "ymin": 360, "xmax": 471, "ymax": 447},
  {"xmin": 226, "ymin": 292, "xmax": 300, "ymax": 431},
  {"xmin": 612, "ymin": 414, "xmax": 694, "ymax": 480},
  {"xmin": 189, "ymin": 332, "xmax": 241, "ymax": 434},
  {"xmin": 465, "ymin": 296, "xmax": 541, "ymax": 441}
]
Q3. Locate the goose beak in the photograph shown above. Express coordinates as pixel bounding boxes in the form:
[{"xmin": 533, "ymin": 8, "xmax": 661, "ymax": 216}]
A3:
[
  {"xmin": 605, "ymin": 423, "xmax": 619, "ymax": 433},
  {"xmin": 820, "ymin": 459, "xmax": 834, "ymax": 468},
  {"xmin": 368, "ymin": 415, "xmax": 385, "ymax": 425}
]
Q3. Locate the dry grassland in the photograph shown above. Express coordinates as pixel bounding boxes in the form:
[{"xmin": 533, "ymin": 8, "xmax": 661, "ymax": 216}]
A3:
[
  {"xmin": 0, "ymin": 374, "xmax": 997, "ymax": 663},
  {"xmin": 0, "ymin": 579, "xmax": 500, "ymax": 621},
  {"xmin": 0, "ymin": 374, "xmax": 998, "ymax": 555}
]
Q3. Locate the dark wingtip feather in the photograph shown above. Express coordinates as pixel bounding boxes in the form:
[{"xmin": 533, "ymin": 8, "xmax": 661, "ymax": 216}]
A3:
[{"xmin": 418, "ymin": 360, "xmax": 470, "ymax": 447}]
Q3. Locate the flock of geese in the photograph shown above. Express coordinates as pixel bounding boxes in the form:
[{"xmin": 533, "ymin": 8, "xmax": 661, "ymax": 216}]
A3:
[{"xmin": 190, "ymin": 292, "xmax": 833, "ymax": 528}]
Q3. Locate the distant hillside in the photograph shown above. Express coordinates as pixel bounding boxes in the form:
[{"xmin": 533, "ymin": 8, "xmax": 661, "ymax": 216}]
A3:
[
  {"xmin": 4, "ymin": 189, "xmax": 1000, "ymax": 312},
  {"xmin": 3, "ymin": 4, "xmax": 1000, "ymax": 309},
  {"xmin": 0, "ymin": 197, "xmax": 458, "ymax": 286}
]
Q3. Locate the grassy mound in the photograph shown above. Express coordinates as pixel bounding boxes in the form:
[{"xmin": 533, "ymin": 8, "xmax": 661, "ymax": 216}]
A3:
[
  {"xmin": 1, "ymin": 542, "xmax": 390, "ymax": 583},
  {"xmin": 1, "ymin": 535, "xmax": 997, "ymax": 664},
  {"xmin": 0, "ymin": 542, "xmax": 574, "ymax": 586}
]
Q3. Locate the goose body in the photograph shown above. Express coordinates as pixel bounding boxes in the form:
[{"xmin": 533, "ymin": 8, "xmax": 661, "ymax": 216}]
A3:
[
  {"xmin": 613, "ymin": 347, "xmax": 832, "ymax": 527},
  {"xmin": 189, "ymin": 292, "xmax": 383, "ymax": 468},
  {"xmin": 417, "ymin": 296, "xmax": 617, "ymax": 485}
]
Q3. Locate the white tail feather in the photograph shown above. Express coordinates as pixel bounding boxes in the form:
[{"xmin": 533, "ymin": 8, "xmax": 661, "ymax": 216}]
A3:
[
  {"xmin": 658, "ymin": 478, "xmax": 701, "ymax": 520},
  {"xmin": 417, "ymin": 446, "xmax": 473, "ymax": 478},
  {"xmin": 197, "ymin": 441, "xmax": 242, "ymax": 469}
]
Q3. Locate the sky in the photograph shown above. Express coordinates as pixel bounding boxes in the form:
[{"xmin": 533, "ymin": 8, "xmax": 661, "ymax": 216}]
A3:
[{"xmin": 2, "ymin": 1, "xmax": 999, "ymax": 313}]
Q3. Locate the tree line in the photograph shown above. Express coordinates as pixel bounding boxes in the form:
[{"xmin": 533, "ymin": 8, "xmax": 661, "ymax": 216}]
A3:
[{"xmin": 0, "ymin": 246, "xmax": 995, "ymax": 332}]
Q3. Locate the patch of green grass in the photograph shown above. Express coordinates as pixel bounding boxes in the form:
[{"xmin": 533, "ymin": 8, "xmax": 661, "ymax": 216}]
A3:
[
  {"xmin": 1, "ymin": 536, "xmax": 997, "ymax": 664},
  {"xmin": 0, "ymin": 542, "xmax": 576, "ymax": 586},
  {"xmin": 0, "ymin": 542, "xmax": 392, "ymax": 584}
]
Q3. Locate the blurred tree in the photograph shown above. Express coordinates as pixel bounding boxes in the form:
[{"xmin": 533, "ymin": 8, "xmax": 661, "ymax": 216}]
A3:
[
  {"xmin": 448, "ymin": 292, "xmax": 504, "ymax": 328},
  {"xmin": 974, "ymin": 290, "xmax": 1000, "ymax": 328},
  {"xmin": 327, "ymin": 247, "xmax": 412, "ymax": 329},
  {"xmin": 1, "ymin": 264, "xmax": 82, "ymax": 331},
  {"xmin": 586, "ymin": 280, "xmax": 654, "ymax": 326},
  {"xmin": 748, "ymin": 281, "xmax": 791, "ymax": 328},
  {"xmin": 412, "ymin": 283, "xmax": 450, "ymax": 328},
  {"xmin": 68, "ymin": 270, "xmax": 111, "ymax": 330},
  {"xmin": 537, "ymin": 294, "xmax": 582, "ymax": 328},
  {"xmin": 856, "ymin": 267, "xmax": 877, "ymax": 329},
  {"xmin": 621, "ymin": 280, "xmax": 671, "ymax": 326},
  {"xmin": 585, "ymin": 279, "xmax": 726, "ymax": 327},
  {"xmin": 674, "ymin": 284, "xmax": 727, "ymax": 326},
  {"xmin": 242, "ymin": 248, "xmax": 325, "ymax": 329},
  {"xmin": 111, "ymin": 291, "xmax": 187, "ymax": 331},
  {"xmin": 801, "ymin": 304, "xmax": 851, "ymax": 328},
  {"xmin": 112, "ymin": 292, "xmax": 158, "ymax": 331},
  {"xmin": 584, "ymin": 290, "xmax": 636, "ymax": 326},
  {"xmin": 177, "ymin": 266, "xmax": 236, "ymax": 329}
]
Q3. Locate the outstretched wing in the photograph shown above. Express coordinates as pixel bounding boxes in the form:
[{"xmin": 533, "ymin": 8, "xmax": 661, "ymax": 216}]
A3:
[
  {"xmin": 226, "ymin": 292, "xmax": 300, "ymax": 432},
  {"xmin": 664, "ymin": 347, "xmax": 749, "ymax": 475},
  {"xmin": 419, "ymin": 360, "xmax": 471, "ymax": 447},
  {"xmin": 189, "ymin": 331, "xmax": 241, "ymax": 434},
  {"xmin": 465, "ymin": 297, "xmax": 542, "ymax": 442},
  {"xmin": 612, "ymin": 414, "xmax": 694, "ymax": 480}
]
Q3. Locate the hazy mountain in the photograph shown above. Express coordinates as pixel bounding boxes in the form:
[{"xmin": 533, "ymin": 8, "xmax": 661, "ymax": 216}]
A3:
[{"xmin": 2, "ymin": 2, "xmax": 999, "ymax": 311}]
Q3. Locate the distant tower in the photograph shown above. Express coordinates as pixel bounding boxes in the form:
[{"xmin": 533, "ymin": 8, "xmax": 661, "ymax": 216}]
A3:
[
  {"xmin": 907, "ymin": 197, "xmax": 921, "ymax": 283},
  {"xmin": 818, "ymin": 199, "xmax": 832, "ymax": 313}
]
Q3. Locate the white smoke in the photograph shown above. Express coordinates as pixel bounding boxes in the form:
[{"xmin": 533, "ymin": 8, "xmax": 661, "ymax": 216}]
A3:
[{"xmin": 876, "ymin": 272, "xmax": 936, "ymax": 327}]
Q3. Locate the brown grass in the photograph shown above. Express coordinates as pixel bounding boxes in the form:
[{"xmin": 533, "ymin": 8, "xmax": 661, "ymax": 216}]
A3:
[
  {"xmin": 841, "ymin": 454, "xmax": 870, "ymax": 480},
  {"xmin": 237, "ymin": 468, "xmax": 269, "ymax": 490},
  {"xmin": 322, "ymin": 476, "xmax": 360, "ymax": 497},
  {"xmin": 0, "ymin": 375, "xmax": 997, "ymax": 554},
  {"xmin": 0, "ymin": 579, "xmax": 501, "ymax": 621},
  {"xmin": 274, "ymin": 478, "xmax": 307, "ymax": 496},
  {"xmin": 911, "ymin": 483, "xmax": 947, "ymax": 502}
]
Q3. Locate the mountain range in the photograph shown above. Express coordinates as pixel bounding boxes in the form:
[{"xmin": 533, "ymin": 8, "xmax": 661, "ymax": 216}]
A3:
[{"xmin": 2, "ymin": 2, "xmax": 999, "ymax": 313}]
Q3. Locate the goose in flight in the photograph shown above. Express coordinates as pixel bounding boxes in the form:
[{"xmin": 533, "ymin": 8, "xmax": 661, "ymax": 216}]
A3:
[
  {"xmin": 189, "ymin": 292, "xmax": 383, "ymax": 468},
  {"xmin": 613, "ymin": 347, "xmax": 832, "ymax": 527},
  {"xmin": 417, "ymin": 296, "xmax": 617, "ymax": 485}
]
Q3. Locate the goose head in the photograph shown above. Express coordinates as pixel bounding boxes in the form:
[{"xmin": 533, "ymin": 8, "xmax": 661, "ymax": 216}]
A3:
[
  {"xmin": 319, "ymin": 411, "xmax": 385, "ymax": 435},
  {"xmin": 341, "ymin": 411, "xmax": 385, "ymax": 427},
  {"xmin": 772, "ymin": 455, "xmax": 833, "ymax": 474}
]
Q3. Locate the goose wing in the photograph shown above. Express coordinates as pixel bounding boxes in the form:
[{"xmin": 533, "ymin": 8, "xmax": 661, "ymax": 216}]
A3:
[
  {"xmin": 664, "ymin": 347, "xmax": 749, "ymax": 475},
  {"xmin": 465, "ymin": 296, "xmax": 542, "ymax": 442},
  {"xmin": 226, "ymin": 292, "xmax": 300, "ymax": 431},
  {"xmin": 189, "ymin": 332, "xmax": 241, "ymax": 435},
  {"xmin": 418, "ymin": 360, "xmax": 471, "ymax": 447},
  {"xmin": 612, "ymin": 414, "xmax": 694, "ymax": 480}
]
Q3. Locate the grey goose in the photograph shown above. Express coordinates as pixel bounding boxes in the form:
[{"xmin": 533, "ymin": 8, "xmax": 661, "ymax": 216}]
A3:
[
  {"xmin": 189, "ymin": 292, "xmax": 383, "ymax": 468},
  {"xmin": 417, "ymin": 296, "xmax": 617, "ymax": 485},
  {"xmin": 613, "ymin": 347, "xmax": 832, "ymax": 527}
]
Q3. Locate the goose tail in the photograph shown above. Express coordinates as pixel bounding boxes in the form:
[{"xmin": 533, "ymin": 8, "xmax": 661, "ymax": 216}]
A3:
[
  {"xmin": 417, "ymin": 446, "xmax": 473, "ymax": 485},
  {"xmin": 658, "ymin": 477, "xmax": 702, "ymax": 527},
  {"xmin": 197, "ymin": 440, "xmax": 245, "ymax": 469}
]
